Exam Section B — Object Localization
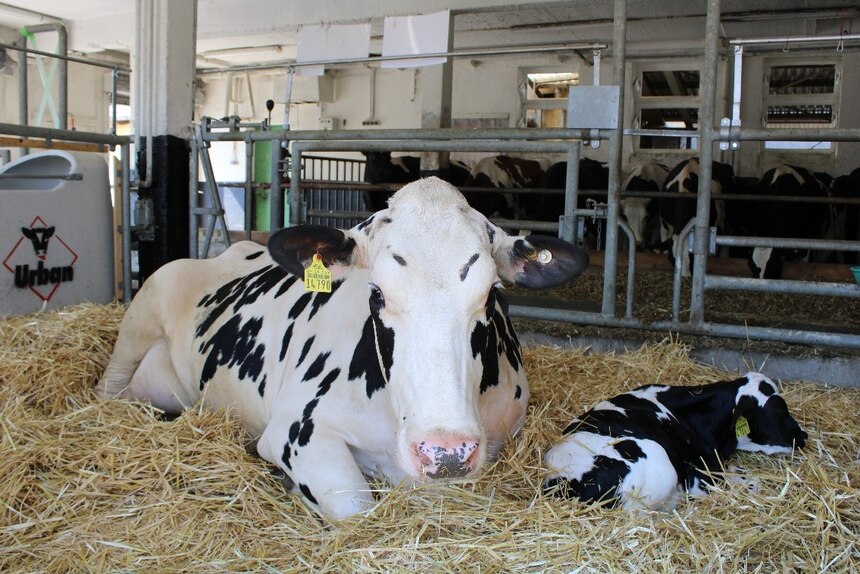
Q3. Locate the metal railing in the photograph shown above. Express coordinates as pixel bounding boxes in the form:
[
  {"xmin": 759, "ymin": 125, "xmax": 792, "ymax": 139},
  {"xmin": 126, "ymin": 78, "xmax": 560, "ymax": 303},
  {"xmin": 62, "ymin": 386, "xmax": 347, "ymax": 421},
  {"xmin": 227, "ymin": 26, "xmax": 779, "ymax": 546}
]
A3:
[{"xmin": 189, "ymin": 0, "xmax": 860, "ymax": 349}]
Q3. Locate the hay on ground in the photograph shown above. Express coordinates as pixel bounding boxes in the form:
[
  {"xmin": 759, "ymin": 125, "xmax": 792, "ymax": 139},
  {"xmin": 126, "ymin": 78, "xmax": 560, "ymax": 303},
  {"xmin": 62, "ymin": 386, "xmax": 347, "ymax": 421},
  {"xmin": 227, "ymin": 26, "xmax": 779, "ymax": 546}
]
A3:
[{"xmin": 0, "ymin": 304, "xmax": 858, "ymax": 573}]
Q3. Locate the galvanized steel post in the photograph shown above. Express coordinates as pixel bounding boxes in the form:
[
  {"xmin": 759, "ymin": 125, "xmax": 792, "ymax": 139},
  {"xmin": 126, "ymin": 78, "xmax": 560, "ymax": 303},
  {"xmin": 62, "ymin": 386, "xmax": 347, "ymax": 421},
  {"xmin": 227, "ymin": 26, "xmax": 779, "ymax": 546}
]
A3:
[
  {"xmin": 602, "ymin": 0, "xmax": 627, "ymax": 317},
  {"xmin": 690, "ymin": 0, "xmax": 722, "ymax": 324}
]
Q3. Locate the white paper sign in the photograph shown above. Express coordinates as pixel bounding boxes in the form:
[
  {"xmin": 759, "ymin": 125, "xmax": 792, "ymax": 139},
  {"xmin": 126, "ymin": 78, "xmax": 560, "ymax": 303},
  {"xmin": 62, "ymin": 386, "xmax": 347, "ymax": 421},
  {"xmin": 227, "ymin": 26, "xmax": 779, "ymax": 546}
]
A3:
[
  {"xmin": 381, "ymin": 10, "xmax": 450, "ymax": 69},
  {"xmin": 297, "ymin": 23, "xmax": 371, "ymax": 76}
]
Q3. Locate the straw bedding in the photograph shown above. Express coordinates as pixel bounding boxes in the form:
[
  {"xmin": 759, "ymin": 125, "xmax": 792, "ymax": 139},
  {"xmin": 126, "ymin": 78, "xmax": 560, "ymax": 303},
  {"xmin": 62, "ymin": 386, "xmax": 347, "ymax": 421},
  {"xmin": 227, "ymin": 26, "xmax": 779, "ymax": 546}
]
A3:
[{"xmin": 1, "ymin": 303, "xmax": 858, "ymax": 573}]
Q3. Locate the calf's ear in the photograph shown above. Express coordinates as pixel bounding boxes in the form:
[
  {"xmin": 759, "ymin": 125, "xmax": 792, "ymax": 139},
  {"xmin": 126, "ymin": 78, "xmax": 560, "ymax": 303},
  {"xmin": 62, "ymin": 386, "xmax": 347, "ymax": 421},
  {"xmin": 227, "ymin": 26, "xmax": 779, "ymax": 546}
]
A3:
[
  {"xmin": 268, "ymin": 225, "xmax": 361, "ymax": 278},
  {"xmin": 495, "ymin": 233, "xmax": 589, "ymax": 289}
]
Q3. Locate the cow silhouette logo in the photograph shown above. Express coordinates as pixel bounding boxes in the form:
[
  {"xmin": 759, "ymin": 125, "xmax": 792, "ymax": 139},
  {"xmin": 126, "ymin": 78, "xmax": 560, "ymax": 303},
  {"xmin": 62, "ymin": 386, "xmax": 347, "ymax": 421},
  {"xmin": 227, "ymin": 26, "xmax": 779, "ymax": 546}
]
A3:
[
  {"xmin": 2, "ymin": 216, "xmax": 78, "ymax": 302},
  {"xmin": 21, "ymin": 226, "xmax": 55, "ymax": 261}
]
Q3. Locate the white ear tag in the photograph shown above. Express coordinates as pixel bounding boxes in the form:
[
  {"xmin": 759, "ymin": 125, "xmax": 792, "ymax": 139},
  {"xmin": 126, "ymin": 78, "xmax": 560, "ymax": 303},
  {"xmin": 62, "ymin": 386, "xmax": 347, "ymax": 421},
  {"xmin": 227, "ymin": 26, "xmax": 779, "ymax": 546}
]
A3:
[{"xmin": 304, "ymin": 254, "xmax": 332, "ymax": 293}]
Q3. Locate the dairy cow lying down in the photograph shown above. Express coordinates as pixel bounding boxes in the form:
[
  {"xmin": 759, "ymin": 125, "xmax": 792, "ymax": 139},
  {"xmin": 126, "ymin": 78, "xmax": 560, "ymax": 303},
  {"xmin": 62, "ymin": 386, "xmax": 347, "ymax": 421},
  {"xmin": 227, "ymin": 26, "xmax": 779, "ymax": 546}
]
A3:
[
  {"xmin": 97, "ymin": 177, "xmax": 588, "ymax": 520},
  {"xmin": 544, "ymin": 372, "xmax": 807, "ymax": 510}
]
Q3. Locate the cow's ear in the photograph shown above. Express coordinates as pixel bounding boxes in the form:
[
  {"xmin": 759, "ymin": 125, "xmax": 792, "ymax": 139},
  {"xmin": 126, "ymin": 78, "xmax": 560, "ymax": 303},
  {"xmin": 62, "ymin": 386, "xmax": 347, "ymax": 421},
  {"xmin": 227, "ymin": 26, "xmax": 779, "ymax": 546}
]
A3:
[
  {"xmin": 268, "ymin": 225, "xmax": 360, "ymax": 278},
  {"xmin": 494, "ymin": 233, "xmax": 589, "ymax": 289}
]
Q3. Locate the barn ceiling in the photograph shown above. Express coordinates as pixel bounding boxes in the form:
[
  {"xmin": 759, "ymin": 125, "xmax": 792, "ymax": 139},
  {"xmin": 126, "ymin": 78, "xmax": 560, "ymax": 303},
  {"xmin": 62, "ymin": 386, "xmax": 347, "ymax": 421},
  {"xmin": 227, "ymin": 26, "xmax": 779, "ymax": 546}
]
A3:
[{"xmin": 0, "ymin": 0, "xmax": 856, "ymax": 69}]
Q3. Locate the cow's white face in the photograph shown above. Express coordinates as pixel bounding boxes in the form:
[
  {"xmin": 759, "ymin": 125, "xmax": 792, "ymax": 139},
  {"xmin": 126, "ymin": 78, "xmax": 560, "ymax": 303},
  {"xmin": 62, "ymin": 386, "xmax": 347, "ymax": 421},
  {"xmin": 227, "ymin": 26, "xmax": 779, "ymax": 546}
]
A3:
[{"xmin": 268, "ymin": 177, "xmax": 589, "ymax": 480}]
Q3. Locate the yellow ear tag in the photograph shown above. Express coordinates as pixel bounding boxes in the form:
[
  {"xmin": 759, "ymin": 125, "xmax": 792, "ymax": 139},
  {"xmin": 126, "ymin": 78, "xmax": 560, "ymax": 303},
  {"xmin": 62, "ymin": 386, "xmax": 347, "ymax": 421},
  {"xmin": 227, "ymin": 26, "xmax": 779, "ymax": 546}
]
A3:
[
  {"xmin": 303, "ymin": 254, "xmax": 332, "ymax": 293},
  {"xmin": 735, "ymin": 416, "xmax": 751, "ymax": 438}
]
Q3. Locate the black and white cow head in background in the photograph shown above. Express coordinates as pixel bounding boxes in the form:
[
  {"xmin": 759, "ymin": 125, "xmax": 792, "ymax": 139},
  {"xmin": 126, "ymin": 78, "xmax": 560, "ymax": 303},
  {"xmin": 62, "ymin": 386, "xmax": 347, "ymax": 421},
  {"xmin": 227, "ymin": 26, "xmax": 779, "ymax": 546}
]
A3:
[{"xmin": 269, "ymin": 177, "xmax": 589, "ymax": 480}]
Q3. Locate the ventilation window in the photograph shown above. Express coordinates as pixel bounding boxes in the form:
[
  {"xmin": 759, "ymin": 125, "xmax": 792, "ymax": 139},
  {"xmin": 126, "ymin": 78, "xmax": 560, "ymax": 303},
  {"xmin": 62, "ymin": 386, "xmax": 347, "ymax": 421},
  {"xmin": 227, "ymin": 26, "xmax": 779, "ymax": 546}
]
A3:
[
  {"xmin": 763, "ymin": 62, "xmax": 838, "ymax": 151},
  {"xmin": 519, "ymin": 68, "xmax": 579, "ymax": 128},
  {"xmin": 633, "ymin": 66, "xmax": 701, "ymax": 150}
]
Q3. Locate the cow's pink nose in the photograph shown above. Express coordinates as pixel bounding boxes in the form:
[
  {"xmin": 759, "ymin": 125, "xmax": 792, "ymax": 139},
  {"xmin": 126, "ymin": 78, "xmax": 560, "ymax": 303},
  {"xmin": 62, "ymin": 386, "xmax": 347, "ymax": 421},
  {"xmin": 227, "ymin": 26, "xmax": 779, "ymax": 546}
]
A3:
[{"xmin": 414, "ymin": 437, "xmax": 481, "ymax": 478}]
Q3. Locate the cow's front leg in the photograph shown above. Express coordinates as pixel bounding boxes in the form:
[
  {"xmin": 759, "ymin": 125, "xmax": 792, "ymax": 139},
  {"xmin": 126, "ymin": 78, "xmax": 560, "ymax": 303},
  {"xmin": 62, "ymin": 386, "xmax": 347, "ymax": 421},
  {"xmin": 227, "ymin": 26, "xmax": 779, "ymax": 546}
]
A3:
[{"xmin": 257, "ymin": 427, "xmax": 374, "ymax": 520}]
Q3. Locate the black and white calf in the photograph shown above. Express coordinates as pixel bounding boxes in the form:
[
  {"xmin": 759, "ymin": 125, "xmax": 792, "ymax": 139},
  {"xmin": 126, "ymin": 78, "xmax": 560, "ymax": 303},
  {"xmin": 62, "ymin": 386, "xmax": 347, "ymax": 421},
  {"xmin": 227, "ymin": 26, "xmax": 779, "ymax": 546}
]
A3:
[
  {"xmin": 543, "ymin": 372, "xmax": 806, "ymax": 511},
  {"xmin": 98, "ymin": 177, "xmax": 589, "ymax": 520}
]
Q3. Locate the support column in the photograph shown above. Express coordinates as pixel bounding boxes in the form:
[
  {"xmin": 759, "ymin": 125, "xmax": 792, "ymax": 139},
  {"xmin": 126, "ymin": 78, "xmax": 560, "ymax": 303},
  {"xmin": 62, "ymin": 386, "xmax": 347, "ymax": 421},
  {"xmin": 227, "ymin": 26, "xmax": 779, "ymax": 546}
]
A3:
[
  {"xmin": 134, "ymin": 0, "xmax": 197, "ymax": 283},
  {"xmin": 418, "ymin": 11, "xmax": 454, "ymax": 176}
]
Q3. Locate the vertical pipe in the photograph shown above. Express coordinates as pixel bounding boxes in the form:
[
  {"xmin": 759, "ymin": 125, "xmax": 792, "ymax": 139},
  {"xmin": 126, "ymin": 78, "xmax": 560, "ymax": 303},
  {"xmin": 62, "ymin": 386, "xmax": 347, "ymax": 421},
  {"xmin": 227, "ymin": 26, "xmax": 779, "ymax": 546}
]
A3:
[
  {"xmin": 56, "ymin": 25, "xmax": 67, "ymax": 130},
  {"xmin": 244, "ymin": 135, "xmax": 253, "ymax": 240},
  {"xmin": 17, "ymin": 36, "xmax": 28, "ymax": 156},
  {"xmin": 270, "ymin": 139, "xmax": 283, "ymax": 230},
  {"xmin": 290, "ymin": 145, "xmax": 303, "ymax": 226},
  {"xmin": 602, "ymin": 0, "xmax": 627, "ymax": 317},
  {"xmin": 188, "ymin": 133, "xmax": 199, "ymax": 258},
  {"xmin": 562, "ymin": 141, "xmax": 581, "ymax": 242},
  {"xmin": 121, "ymin": 143, "xmax": 132, "ymax": 303},
  {"xmin": 690, "ymin": 0, "xmax": 722, "ymax": 324},
  {"xmin": 110, "ymin": 69, "xmax": 118, "ymax": 136}
]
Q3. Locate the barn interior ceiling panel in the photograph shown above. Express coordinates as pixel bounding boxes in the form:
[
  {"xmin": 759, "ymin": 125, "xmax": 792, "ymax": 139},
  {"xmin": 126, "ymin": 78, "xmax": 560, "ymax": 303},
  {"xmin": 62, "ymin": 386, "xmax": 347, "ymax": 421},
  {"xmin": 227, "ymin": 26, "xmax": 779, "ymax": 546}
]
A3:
[{"xmin": 0, "ymin": 1, "xmax": 855, "ymax": 67}]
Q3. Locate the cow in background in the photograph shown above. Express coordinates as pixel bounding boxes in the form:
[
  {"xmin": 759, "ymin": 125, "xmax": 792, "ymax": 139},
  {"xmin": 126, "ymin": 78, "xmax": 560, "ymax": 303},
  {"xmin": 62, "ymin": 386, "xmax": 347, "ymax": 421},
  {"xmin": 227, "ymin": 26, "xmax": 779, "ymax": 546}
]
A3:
[
  {"xmin": 826, "ymin": 167, "xmax": 860, "ymax": 265},
  {"xmin": 361, "ymin": 152, "xmax": 420, "ymax": 212},
  {"xmin": 622, "ymin": 162, "xmax": 670, "ymax": 251},
  {"xmin": 463, "ymin": 155, "xmax": 551, "ymax": 219},
  {"xmin": 530, "ymin": 159, "xmax": 609, "ymax": 246},
  {"xmin": 657, "ymin": 158, "xmax": 736, "ymax": 276},
  {"xmin": 362, "ymin": 152, "xmax": 470, "ymax": 212},
  {"xmin": 747, "ymin": 164, "xmax": 831, "ymax": 279}
]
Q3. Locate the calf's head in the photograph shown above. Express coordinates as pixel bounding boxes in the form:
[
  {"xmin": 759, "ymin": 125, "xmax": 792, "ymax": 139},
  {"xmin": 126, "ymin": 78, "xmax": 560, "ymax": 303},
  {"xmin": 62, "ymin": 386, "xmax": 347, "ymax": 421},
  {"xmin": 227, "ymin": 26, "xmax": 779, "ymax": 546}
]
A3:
[
  {"xmin": 733, "ymin": 373, "xmax": 807, "ymax": 454},
  {"xmin": 269, "ymin": 177, "xmax": 588, "ymax": 480}
]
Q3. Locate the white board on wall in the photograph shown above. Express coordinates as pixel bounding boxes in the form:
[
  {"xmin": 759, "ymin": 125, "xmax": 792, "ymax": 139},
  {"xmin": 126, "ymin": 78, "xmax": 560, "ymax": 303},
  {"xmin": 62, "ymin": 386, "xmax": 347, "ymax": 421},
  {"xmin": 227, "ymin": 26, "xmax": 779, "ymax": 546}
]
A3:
[
  {"xmin": 296, "ymin": 23, "xmax": 371, "ymax": 76},
  {"xmin": 381, "ymin": 10, "xmax": 450, "ymax": 69}
]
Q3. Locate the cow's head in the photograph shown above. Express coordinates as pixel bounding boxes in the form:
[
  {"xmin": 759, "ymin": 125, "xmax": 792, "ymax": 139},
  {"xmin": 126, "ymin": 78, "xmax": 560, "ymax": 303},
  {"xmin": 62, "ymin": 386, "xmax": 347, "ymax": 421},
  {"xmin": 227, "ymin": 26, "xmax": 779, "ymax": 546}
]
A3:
[
  {"xmin": 733, "ymin": 372, "xmax": 807, "ymax": 454},
  {"xmin": 269, "ymin": 177, "xmax": 588, "ymax": 480}
]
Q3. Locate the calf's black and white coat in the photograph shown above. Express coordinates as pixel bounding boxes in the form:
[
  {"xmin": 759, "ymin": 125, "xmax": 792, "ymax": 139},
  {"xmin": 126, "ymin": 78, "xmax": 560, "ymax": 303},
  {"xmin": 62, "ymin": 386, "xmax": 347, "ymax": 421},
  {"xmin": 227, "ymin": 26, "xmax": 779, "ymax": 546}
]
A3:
[{"xmin": 543, "ymin": 372, "xmax": 807, "ymax": 510}]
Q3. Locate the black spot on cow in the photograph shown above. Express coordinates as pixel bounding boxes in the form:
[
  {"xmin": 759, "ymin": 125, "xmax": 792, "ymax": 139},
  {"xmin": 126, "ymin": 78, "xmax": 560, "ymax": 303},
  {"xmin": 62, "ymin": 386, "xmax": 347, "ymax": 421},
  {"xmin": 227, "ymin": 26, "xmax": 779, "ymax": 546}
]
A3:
[
  {"xmin": 197, "ymin": 315, "xmax": 266, "ymax": 391},
  {"xmin": 318, "ymin": 368, "xmax": 340, "ymax": 398},
  {"xmin": 486, "ymin": 224, "xmax": 496, "ymax": 245},
  {"xmin": 299, "ymin": 483, "xmax": 319, "ymax": 506},
  {"xmin": 289, "ymin": 291, "xmax": 314, "ymax": 320},
  {"xmin": 245, "ymin": 251, "xmax": 264, "ymax": 260},
  {"xmin": 274, "ymin": 275, "xmax": 299, "ymax": 299},
  {"xmin": 308, "ymin": 279, "xmax": 343, "ymax": 321},
  {"xmin": 357, "ymin": 215, "xmax": 375, "ymax": 233},
  {"xmin": 759, "ymin": 381, "xmax": 775, "ymax": 397},
  {"xmin": 302, "ymin": 352, "xmax": 330, "ymax": 382},
  {"xmin": 279, "ymin": 323, "xmax": 294, "ymax": 362},
  {"xmin": 614, "ymin": 439, "xmax": 646, "ymax": 463},
  {"xmin": 348, "ymin": 315, "xmax": 394, "ymax": 399},
  {"xmin": 281, "ymin": 443, "xmax": 293, "ymax": 470},
  {"xmin": 296, "ymin": 336, "xmax": 315, "ymax": 368},
  {"xmin": 282, "ymin": 367, "xmax": 343, "ymax": 467},
  {"xmin": 392, "ymin": 253, "xmax": 407, "ymax": 267},
  {"xmin": 257, "ymin": 374, "xmax": 267, "ymax": 397},
  {"xmin": 514, "ymin": 385, "xmax": 522, "ymax": 400},
  {"xmin": 471, "ymin": 290, "xmax": 521, "ymax": 395},
  {"xmin": 298, "ymin": 399, "xmax": 318, "ymax": 446},
  {"xmin": 459, "ymin": 253, "xmax": 480, "ymax": 282},
  {"xmin": 380, "ymin": 217, "xmax": 393, "ymax": 225},
  {"xmin": 196, "ymin": 264, "xmax": 289, "ymax": 337},
  {"xmin": 544, "ymin": 455, "xmax": 628, "ymax": 505}
]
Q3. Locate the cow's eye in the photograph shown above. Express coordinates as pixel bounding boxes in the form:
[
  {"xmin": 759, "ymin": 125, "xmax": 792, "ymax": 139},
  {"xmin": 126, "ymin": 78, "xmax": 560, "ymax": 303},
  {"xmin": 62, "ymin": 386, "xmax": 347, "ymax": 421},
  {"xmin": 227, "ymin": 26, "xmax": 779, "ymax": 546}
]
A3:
[{"xmin": 368, "ymin": 283, "xmax": 385, "ymax": 312}]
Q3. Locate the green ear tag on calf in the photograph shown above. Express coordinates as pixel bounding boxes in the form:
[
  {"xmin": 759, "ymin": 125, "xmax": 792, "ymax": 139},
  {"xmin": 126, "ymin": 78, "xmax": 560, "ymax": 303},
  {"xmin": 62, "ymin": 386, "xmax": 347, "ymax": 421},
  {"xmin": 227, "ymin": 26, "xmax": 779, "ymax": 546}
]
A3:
[{"xmin": 735, "ymin": 416, "xmax": 751, "ymax": 438}]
